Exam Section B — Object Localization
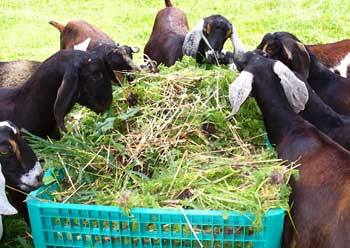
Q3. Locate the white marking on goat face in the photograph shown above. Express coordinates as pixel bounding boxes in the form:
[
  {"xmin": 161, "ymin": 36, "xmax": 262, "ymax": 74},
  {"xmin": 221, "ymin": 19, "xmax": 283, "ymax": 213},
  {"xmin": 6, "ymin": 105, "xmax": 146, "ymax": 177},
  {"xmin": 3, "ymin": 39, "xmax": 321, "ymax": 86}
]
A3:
[
  {"xmin": 0, "ymin": 163, "xmax": 17, "ymax": 215},
  {"xmin": 226, "ymin": 71, "xmax": 254, "ymax": 120},
  {"xmin": 74, "ymin": 37, "xmax": 91, "ymax": 51},
  {"xmin": 0, "ymin": 121, "xmax": 18, "ymax": 135},
  {"xmin": 19, "ymin": 161, "xmax": 43, "ymax": 191},
  {"xmin": 332, "ymin": 53, "xmax": 350, "ymax": 78},
  {"xmin": 273, "ymin": 61, "xmax": 309, "ymax": 113}
]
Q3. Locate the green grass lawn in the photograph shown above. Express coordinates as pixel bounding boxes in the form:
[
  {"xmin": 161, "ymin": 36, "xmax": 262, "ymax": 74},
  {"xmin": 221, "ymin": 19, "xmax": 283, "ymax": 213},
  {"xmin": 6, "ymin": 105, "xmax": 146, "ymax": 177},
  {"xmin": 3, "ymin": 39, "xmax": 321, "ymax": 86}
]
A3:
[{"xmin": 1, "ymin": 0, "xmax": 350, "ymax": 247}]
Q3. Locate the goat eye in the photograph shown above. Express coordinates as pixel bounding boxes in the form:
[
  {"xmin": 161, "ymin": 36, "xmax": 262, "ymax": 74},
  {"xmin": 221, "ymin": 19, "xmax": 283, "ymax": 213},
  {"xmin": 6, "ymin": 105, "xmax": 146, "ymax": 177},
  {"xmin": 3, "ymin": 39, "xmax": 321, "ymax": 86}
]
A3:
[{"xmin": 0, "ymin": 148, "xmax": 12, "ymax": 158}]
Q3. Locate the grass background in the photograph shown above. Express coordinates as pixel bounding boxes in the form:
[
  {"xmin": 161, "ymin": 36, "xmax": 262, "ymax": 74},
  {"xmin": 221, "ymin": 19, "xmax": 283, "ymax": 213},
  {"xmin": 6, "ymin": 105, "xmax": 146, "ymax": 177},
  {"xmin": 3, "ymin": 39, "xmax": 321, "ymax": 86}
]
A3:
[{"xmin": 0, "ymin": 0, "xmax": 350, "ymax": 247}]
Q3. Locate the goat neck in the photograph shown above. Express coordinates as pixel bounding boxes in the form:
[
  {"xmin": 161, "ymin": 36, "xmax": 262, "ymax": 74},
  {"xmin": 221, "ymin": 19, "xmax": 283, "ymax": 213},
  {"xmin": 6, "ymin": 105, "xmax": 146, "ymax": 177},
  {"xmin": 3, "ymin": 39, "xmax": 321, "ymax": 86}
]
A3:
[{"xmin": 250, "ymin": 62, "xmax": 304, "ymax": 146}]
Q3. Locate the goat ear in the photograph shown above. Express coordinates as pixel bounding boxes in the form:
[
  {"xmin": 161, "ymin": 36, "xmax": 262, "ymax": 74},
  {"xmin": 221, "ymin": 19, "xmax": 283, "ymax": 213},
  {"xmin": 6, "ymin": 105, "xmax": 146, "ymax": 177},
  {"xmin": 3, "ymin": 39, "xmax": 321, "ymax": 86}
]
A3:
[
  {"xmin": 281, "ymin": 38, "xmax": 310, "ymax": 79},
  {"xmin": 230, "ymin": 25, "xmax": 245, "ymax": 61},
  {"xmin": 183, "ymin": 19, "xmax": 204, "ymax": 57},
  {"xmin": 54, "ymin": 67, "xmax": 79, "ymax": 133},
  {"xmin": 74, "ymin": 37, "xmax": 91, "ymax": 51},
  {"xmin": 0, "ymin": 163, "xmax": 17, "ymax": 215},
  {"xmin": 273, "ymin": 61, "xmax": 309, "ymax": 113},
  {"xmin": 225, "ymin": 71, "xmax": 254, "ymax": 120}
]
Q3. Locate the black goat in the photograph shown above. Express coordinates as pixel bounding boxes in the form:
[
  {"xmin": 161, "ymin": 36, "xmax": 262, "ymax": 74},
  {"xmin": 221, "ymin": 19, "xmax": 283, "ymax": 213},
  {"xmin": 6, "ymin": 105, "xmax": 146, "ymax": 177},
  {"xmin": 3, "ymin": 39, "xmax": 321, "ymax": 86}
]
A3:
[
  {"xmin": 0, "ymin": 60, "xmax": 41, "ymax": 87},
  {"xmin": 235, "ymin": 50, "xmax": 350, "ymax": 150},
  {"xmin": 0, "ymin": 121, "xmax": 43, "ymax": 225},
  {"xmin": 227, "ymin": 50, "xmax": 350, "ymax": 248},
  {"xmin": 0, "ymin": 50, "xmax": 113, "ymax": 139},
  {"xmin": 257, "ymin": 32, "xmax": 350, "ymax": 115},
  {"xmin": 49, "ymin": 19, "xmax": 140, "ymax": 84}
]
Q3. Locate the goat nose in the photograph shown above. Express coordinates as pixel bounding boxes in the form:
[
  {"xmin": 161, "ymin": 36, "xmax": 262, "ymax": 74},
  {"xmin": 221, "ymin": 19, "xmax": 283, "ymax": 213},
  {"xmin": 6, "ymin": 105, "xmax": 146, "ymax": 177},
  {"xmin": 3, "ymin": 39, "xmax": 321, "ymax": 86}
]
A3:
[{"xmin": 36, "ymin": 171, "xmax": 44, "ymax": 183}]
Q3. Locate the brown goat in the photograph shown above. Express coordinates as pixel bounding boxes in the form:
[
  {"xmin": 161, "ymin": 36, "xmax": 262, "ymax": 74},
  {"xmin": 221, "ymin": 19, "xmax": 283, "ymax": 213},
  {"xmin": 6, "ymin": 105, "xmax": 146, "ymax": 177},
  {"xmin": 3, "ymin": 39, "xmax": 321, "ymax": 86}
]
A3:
[
  {"xmin": 49, "ymin": 19, "xmax": 140, "ymax": 84},
  {"xmin": 144, "ymin": 0, "xmax": 244, "ymax": 67},
  {"xmin": 307, "ymin": 39, "xmax": 350, "ymax": 78},
  {"xmin": 227, "ymin": 50, "xmax": 350, "ymax": 248},
  {"xmin": 258, "ymin": 32, "xmax": 350, "ymax": 116},
  {"xmin": 144, "ymin": 0, "xmax": 189, "ymax": 66},
  {"xmin": 0, "ymin": 60, "xmax": 41, "ymax": 87}
]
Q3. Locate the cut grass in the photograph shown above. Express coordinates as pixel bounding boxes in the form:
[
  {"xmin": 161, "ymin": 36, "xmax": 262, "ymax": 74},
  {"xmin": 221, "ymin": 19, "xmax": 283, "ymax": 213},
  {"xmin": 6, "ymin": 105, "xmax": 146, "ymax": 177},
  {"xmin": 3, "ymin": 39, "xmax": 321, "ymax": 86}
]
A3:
[{"xmin": 1, "ymin": 0, "xmax": 350, "ymax": 247}]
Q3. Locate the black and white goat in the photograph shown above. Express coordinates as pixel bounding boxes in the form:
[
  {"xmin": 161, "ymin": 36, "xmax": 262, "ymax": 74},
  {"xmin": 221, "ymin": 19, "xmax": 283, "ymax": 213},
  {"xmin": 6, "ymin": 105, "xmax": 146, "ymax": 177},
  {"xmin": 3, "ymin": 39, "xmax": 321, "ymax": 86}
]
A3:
[
  {"xmin": 257, "ymin": 32, "xmax": 350, "ymax": 115},
  {"xmin": 0, "ymin": 50, "xmax": 113, "ymax": 139},
  {"xmin": 0, "ymin": 121, "xmax": 43, "ymax": 227},
  {"xmin": 227, "ymin": 50, "xmax": 350, "ymax": 248}
]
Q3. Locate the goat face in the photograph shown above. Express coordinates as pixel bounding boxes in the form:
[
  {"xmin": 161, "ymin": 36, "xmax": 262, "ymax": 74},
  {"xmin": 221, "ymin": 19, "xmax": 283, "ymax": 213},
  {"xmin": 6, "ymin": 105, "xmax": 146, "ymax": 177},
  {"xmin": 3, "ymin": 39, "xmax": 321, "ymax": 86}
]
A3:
[
  {"xmin": 76, "ymin": 53, "xmax": 113, "ymax": 114},
  {"xmin": 0, "ymin": 121, "xmax": 43, "ymax": 193},
  {"xmin": 257, "ymin": 32, "xmax": 311, "ymax": 80},
  {"xmin": 183, "ymin": 15, "xmax": 242, "ymax": 64},
  {"xmin": 106, "ymin": 45, "xmax": 140, "ymax": 72},
  {"xmin": 201, "ymin": 15, "xmax": 233, "ymax": 54}
]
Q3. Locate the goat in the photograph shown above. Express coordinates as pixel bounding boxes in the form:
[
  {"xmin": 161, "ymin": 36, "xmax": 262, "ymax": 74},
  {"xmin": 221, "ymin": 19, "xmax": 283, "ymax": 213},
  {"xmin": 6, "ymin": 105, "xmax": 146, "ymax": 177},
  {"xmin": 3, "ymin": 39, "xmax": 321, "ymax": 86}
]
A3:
[
  {"xmin": 257, "ymin": 32, "xmax": 350, "ymax": 115},
  {"xmin": 49, "ymin": 19, "xmax": 140, "ymax": 84},
  {"xmin": 0, "ymin": 50, "xmax": 113, "ymax": 139},
  {"xmin": 307, "ymin": 39, "xmax": 350, "ymax": 78},
  {"xmin": 0, "ymin": 121, "xmax": 43, "ymax": 226},
  {"xmin": 234, "ymin": 50, "xmax": 350, "ymax": 151},
  {"xmin": 144, "ymin": 0, "xmax": 244, "ymax": 66},
  {"xmin": 227, "ymin": 50, "xmax": 350, "ymax": 248},
  {"xmin": 0, "ymin": 60, "xmax": 41, "ymax": 88}
]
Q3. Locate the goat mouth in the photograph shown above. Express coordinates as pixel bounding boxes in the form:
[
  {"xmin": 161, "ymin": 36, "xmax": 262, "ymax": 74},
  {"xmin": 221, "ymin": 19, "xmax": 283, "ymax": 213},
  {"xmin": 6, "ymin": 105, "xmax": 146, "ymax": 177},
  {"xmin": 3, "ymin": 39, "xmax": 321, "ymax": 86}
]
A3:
[{"xmin": 18, "ymin": 182, "xmax": 43, "ymax": 192}]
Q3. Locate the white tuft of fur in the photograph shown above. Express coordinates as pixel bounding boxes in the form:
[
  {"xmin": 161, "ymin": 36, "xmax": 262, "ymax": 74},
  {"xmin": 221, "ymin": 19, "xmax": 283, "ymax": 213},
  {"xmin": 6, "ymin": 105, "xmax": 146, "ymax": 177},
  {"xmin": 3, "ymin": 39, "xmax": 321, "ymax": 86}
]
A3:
[
  {"xmin": 182, "ymin": 19, "xmax": 204, "ymax": 57},
  {"xmin": 19, "ymin": 161, "xmax": 43, "ymax": 191},
  {"xmin": 273, "ymin": 61, "xmax": 309, "ymax": 113},
  {"xmin": 332, "ymin": 53, "xmax": 350, "ymax": 78},
  {"xmin": 0, "ymin": 162, "xmax": 17, "ymax": 240},
  {"xmin": 226, "ymin": 71, "xmax": 254, "ymax": 120},
  {"xmin": 0, "ymin": 121, "xmax": 18, "ymax": 134},
  {"xmin": 230, "ymin": 25, "xmax": 245, "ymax": 60},
  {"xmin": 74, "ymin": 37, "xmax": 91, "ymax": 51},
  {"xmin": 0, "ymin": 163, "xmax": 17, "ymax": 216}
]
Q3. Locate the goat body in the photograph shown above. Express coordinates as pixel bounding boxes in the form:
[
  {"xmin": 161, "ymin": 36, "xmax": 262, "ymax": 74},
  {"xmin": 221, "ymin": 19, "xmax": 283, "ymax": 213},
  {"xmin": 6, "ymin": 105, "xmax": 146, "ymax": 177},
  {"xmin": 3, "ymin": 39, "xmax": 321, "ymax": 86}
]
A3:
[
  {"xmin": 307, "ymin": 39, "xmax": 350, "ymax": 78},
  {"xmin": 258, "ymin": 32, "xmax": 350, "ymax": 115},
  {"xmin": 0, "ymin": 60, "xmax": 41, "ymax": 87},
  {"xmin": 228, "ymin": 51, "xmax": 350, "ymax": 247},
  {"xmin": 144, "ymin": 0, "xmax": 189, "ymax": 66}
]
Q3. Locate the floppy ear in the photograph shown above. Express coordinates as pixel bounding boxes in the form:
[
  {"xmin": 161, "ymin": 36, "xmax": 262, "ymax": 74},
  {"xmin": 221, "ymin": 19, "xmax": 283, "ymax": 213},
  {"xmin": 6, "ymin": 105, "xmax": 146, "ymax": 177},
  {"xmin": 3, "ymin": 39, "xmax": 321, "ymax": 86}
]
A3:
[
  {"xmin": 183, "ymin": 19, "xmax": 204, "ymax": 57},
  {"xmin": 273, "ymin": 61, "xmax": 309, "ymax": 113},
  {"xmin": 73, "ymin": 37, "xmax": 91, "ymax": 51},
  {"xmin": 0, "ymin": 163, "xmax": 17, "ymax": 215},
  {"xmin": 54, "ymin": 66, "xmax": 79, "ymax": 133},
  {"xmin": 281, "ymin": 38, "xmax": 310, "ymax": 80},
  {"xmin": 225, "ymin": 71, "xmax": 254, "ymax": 120},
  {"xmin": 230, "ymin": 25, "xmax": 245, "ymax": 61}
]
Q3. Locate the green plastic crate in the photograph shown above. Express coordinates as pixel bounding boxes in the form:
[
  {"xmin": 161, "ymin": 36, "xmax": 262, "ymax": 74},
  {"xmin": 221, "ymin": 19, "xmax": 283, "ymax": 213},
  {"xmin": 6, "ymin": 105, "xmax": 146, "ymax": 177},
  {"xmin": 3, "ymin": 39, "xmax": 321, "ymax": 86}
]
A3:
[{"xmin": 26, "ymin": 175, "xmax": 285, "ymax": 248}]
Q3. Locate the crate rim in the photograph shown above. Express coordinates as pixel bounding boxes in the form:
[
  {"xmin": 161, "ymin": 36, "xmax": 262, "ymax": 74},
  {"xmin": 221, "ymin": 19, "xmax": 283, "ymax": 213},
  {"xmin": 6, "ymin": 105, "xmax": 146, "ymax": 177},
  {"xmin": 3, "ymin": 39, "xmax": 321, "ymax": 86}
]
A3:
[{"xmin": 27, "ymin": 178, "xmax": 285, "ymax": 219}]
